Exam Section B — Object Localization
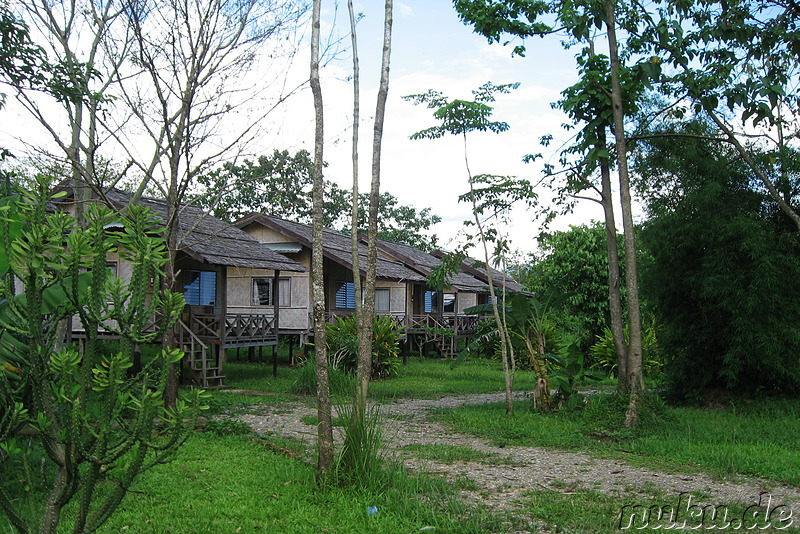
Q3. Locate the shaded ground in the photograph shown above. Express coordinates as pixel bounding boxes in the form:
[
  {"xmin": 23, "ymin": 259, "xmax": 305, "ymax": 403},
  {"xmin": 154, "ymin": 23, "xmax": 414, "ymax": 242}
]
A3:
[{"xmin": 234, "ymin": 393, "xmax": 800, "ymax": 532}]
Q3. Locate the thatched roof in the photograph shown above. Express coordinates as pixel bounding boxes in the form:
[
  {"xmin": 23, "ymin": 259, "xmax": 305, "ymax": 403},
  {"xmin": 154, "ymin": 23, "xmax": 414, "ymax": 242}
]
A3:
[
  {"xmin": 237, "ymin": 214, "xmax": 427, "ymax": 283},
  {"xmin": 430, "ymin": 250, "xmax": 526, "ymax": 293},
  {"xmin": 372, "ymin": 239, "xmax": 489, "ymax": 292},
  {"xmin": 64, "ymin": 188, "xmax": 305, "ymax": 272}
]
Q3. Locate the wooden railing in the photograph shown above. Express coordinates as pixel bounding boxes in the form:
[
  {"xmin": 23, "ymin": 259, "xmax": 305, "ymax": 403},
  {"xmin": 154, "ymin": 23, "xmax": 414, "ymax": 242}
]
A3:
[
  {"xmin": 223, "ymin": 313, "xmax": 277, "ymax": 347},
  {"xmin": 186, "ymin": 311, "xmax": 277, "ymax": 349},
  {"xmin": 319, "ymin": 312, "xmax": 483, "ymax": 337}
]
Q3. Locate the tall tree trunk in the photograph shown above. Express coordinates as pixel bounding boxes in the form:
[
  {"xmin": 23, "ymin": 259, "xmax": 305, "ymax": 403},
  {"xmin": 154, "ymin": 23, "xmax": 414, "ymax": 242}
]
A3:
[
  {"xmin": 353, "ymin": 0, "xmax": 393, "ymax": 426},
  {"xmin": 597, "ymin": 129, "xmax": 628, "ymax": 391},
  {"xmin": 347, "ymin": 0, "xmax": 366, "ymax": 427},
  {"xmin": 606, "ymin": 0, "xmax": 645, "ymax": 427},
  {"xmin": 462, "ymin": 135, "xmax": 515, "ymax": 415},
  {"xmin": 310, "ymin": 0, "xmax": 334, "ymax": 482}
]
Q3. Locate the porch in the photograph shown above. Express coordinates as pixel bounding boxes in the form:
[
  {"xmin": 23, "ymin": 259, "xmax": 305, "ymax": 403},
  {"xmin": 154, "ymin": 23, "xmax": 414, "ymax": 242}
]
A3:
[{"xmin": 177, "ymin": 309, "xmax": 278, "ymax": 387}]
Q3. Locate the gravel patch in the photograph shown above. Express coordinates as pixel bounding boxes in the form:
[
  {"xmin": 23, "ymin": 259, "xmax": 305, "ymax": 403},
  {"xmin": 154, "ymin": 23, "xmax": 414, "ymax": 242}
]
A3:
[{"xmin": 235, "ymin": 392, "xmax": 800, "ymax": 532}]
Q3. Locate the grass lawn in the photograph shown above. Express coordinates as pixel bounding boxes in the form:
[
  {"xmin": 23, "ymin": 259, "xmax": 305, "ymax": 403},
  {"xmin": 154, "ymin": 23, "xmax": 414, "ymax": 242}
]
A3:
[
  {"xmin": 435, "ymin": 396, "xmax": 800, "ymax": 485},
  {"xmin": 221, "ymin": 356, "xmax": 509, "ymax": 400},
  {"xmin": 36, "ymin": 433, "xmax": 515, "ymax": 534}
]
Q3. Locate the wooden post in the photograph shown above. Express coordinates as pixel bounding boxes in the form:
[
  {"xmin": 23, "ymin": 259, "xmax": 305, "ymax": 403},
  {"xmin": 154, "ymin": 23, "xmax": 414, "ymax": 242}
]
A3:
[{"xmin": 273, "ymin": 269, "xmax": 280, "ymax": 376}]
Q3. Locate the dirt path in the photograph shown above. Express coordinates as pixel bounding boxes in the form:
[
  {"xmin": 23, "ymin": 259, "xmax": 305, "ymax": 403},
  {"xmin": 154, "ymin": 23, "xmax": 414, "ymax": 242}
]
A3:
[{"xmin": 234, "ymin": 393, "xmax": 800, "ymax": 531}]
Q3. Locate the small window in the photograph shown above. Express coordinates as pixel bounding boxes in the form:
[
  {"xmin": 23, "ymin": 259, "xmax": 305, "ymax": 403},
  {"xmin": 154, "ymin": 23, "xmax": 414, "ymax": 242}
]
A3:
[
  {"xmin": 424, "ymin": 290, "xmax": 438, "ymax": 313},
  {"xmin": 184, "ymin": 270, "xmax": 216, "ymax": 306},
  {"xmin": 443, "ymin": 293, "xmax": 455, "ymax": 313},
  {"xmin": 252, "ymin": 277, "xmax": 290, "ymax": 307},
  {"xmin": 477, "ymin": 294, "xmax": 497, "ymax": 306},
  {"xmin": 106, "ymin": 261, "xmax": 118, "ymax": 278},
  {"xmin": 375, "ymin": 288, "xmax": 390, "ymax": 312},
  {"xmin": 335, "ymin": 281, "xmax": 356, "ymax": 309}
]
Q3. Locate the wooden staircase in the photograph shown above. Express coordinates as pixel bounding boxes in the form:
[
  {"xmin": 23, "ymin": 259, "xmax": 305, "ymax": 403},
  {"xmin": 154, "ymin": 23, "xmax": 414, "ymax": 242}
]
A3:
[
  {"xmin": 424, "ymin": 330, "xmax": 457, "ymax": 359},
  {"xmin": 177, "ymin": 319, "xmax": 224, "ymax": 387}
]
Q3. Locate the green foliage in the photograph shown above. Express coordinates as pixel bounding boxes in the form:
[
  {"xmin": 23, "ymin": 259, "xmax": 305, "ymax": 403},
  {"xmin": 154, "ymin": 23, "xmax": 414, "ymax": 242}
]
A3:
[
  {"xmin": 334, "ymin": 404, "xmax": 387, "ymax": 488},
  {"xmin": 193, "ymin": 149, "xmax": 440, "ymax": 250},
  {"xmin": 326, "ymin": 315, "xmax": 403, "ymax": 379},
  {"xmin": 405, "ymin": 83, "xmax": 536, "ymax": 252},
  {"xmin": 549, "ymin": 334, "xmax": 602, "ymax": 409},
  {"xmin": 22, "ymin": 432, "xmax": 513, "ymax": 534},
  {"xmin": 464, "ymin": 292, "xmax": 567, "ymax": 409},
  {"xmin": 0, "ymin": 177, "xmax": 206, "ymax": 534},
  {"xmin": 589, "ymin": 322, "xmax": 663, "ymax": 377},
  {"xmin": 290, "ymin": 360, "xmax": 355, "ymax": 397},
  {"xmin": 519, "ymin": 223, "xmax": 625, "ymax": 350},
  {"xmin": 636, "ymin": 121, "xmax": 800, "ymax": 399},
  {"xmin": 0, "ymin": 6, "xmax": 46, "ymax": 91},
  {"xmin": 403, "ymin": 82, "xmax": 519, "ymax": 138}
]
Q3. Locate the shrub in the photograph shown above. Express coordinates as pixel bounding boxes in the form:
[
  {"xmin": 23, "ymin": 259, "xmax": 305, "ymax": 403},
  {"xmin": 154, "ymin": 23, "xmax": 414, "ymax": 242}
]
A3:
[
  {"xmin": 589, "ymin": 321, "xmax": 663, "ymax": 377},
  {"xmin": 326, "ymin": 315, "xmax": 403, "ymax": 378}
]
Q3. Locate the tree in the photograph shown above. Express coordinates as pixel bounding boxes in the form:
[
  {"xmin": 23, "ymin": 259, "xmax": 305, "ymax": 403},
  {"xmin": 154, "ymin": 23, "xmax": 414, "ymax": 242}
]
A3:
[
  {"xmin": 522, "ymin": 223, "xmax": 625, "ymax": 351},
  {"xmin": 195, "ymin": 150, "xmax": 318, "ymax": 223},
  {"xmin": 310, "ymin": 0, "xmax": 334, "ymax": 484},
  {"xmin": 635, "ymin": 120, "xmax": 800, "ymax": 399},
  {"xmin": 11, "ymin": 0, "xmax": 307, "ymax": 406},
  {"xmin": 192, "ymin": 150, "xmax": 441, "ymax": 250},
  {"xmin": 406, "ymin": 82, "xmax": 535, "ymax": 415},
  {"xmin": 0, "ymin": 178, "xmax": 205, "ymax": 534},
  {"xmin": 454, "ymin": 0, "xmax": 650, "ymax": 425},
  {"xmin": 348, "ymin": 0, "xmax": 393, "ymax": 466},
  {"xmin": 629, "ymin": 0, "xmax": 800, "ymax": 232}
]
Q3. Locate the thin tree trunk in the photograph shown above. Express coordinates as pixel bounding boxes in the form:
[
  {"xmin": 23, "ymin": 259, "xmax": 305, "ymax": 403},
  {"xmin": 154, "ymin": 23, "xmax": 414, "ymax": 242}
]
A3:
[
  {"xmin": 347, "ymin": 0, "xmax": 366, "ymax": 427},
  {"xmin": 606, "ymin": 0, "xmax": 645, "ymax": 427},
  {"xmin": 597, "ymin": 129, "xmax": 628, "ymax": 391},
  {"xmin": 354, "ymin": 0, "xmax": 393, "ymax": 425},
  {"xmin": 462, "ymin": 134, "xmax": 515, "ymax": 415},
  {"xmin": 310, "ymin": 0, "xmax": 334, "ymax": 482}
]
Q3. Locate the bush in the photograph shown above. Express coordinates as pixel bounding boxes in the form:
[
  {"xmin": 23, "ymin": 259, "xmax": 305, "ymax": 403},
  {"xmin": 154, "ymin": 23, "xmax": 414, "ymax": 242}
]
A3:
[
  {"xmin": 326, "ymin": 315, "xmax": 403, "ymax": 378},
  {"xmin": 589, "ymin": 320, "xmax": 664, "ymax": 377}
]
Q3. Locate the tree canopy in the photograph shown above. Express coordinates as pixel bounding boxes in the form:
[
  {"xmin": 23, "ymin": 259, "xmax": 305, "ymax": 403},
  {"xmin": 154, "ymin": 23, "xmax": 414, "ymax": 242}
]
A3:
[
  {"xmin": 193, "ymin": 149, "xmax": 441, "ymax": 250},
  {"xmin": 636, "ymin": 119, "xmax": 800, "ymax": 399}
]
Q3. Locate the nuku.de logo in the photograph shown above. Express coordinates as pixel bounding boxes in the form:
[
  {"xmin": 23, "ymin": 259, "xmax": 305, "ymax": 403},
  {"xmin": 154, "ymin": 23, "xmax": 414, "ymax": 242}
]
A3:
[{"xmin": 618, "ymin": 491, "xmax": 793, "ymax": 530}]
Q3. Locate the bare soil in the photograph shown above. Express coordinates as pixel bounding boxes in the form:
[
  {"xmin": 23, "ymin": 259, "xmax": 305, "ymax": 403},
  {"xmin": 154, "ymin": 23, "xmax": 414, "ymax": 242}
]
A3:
[{"xmin": 233, "ymin": 393, "xmax": 800, "ymax": 533}]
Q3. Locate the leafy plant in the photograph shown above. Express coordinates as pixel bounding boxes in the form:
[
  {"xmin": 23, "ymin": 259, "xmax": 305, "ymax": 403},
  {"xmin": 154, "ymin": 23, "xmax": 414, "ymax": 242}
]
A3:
[
  {"xmin": 334, "ymin": 403, "xmax": 387, "ymax": 488},
  {"xmin": 549, "ymin": 333, "xmax": 603, "ymax": 409},
  {"xmin": 590, "ymin": 321, "xmax": 663, "ymax": 378},
  {"xmin": 0, "ymin": 178, "xmax": 207, "ymax": 534},
  {"xmin": 326, "ymin": 315, "xmax": 403, "ymax": 378}
]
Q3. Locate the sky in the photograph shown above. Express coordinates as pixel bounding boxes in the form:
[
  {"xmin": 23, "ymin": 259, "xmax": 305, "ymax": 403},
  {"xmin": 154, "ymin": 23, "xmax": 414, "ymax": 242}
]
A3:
[
  {"xmin": 268, "ymin": 0, "xmax": 610, "ymax": 258},
  {"xmin": 0, "ymin": 0, "xmax": 615, "ymax": 259}
]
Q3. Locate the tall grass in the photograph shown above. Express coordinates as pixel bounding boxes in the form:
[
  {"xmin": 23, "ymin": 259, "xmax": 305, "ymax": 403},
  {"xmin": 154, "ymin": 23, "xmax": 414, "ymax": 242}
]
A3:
[{"xmin": 334, "ymin": 404, "xmax": 389, "ymax": 488}]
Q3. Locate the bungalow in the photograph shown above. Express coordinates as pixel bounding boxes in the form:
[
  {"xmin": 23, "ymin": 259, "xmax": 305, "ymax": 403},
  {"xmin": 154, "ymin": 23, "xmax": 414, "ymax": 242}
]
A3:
[
  {"xmin": 57, "ymin": 189, "xmax": 306, "ymax": 387},
  {"xmin": 237, "ymin": 214, "xmax": 525, "ymax": 358},
  {"xmin": 235, "ymin": 213, "xmax": 427, "ymax": 342}
]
